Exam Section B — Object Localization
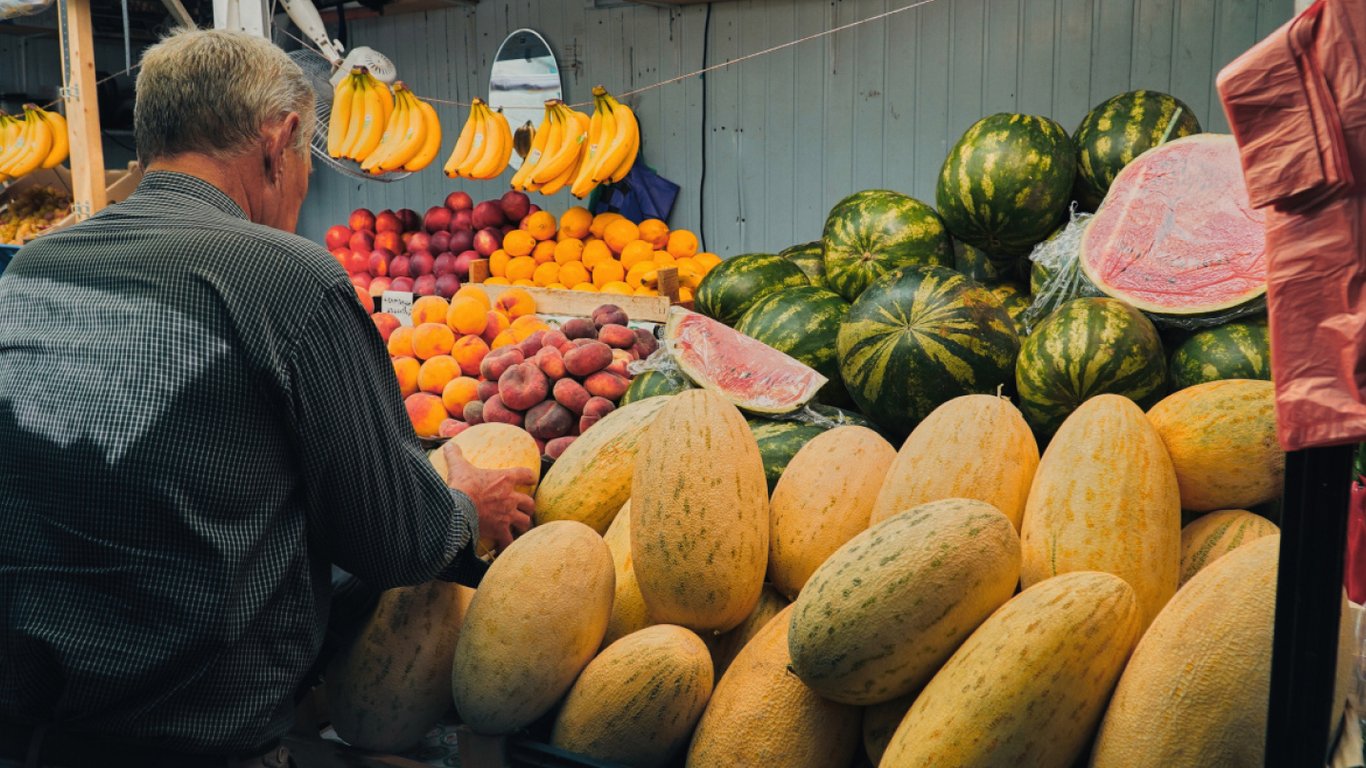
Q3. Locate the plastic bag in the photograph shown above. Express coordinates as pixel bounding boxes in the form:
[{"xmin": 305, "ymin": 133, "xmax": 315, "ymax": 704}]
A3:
[
  {"xmin": 1020, "ymin": 210, "xmax": 1102, "ymax": 334},
  {"xmin": 0, "ymin": 0, "xmax": 53, "ymax": 20}
]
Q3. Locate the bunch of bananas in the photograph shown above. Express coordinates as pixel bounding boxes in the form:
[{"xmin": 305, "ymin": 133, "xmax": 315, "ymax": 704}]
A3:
[
  {"xmin": 328, "ymin": 68, "xmax": 443, "ymax": 174},
  {"xmin": 568, "ymin": 86, "xmax": 639, "ymax": 199},
  {"xmin": 0, "ymin": 105, "xmax": 70, "ymax": 182},
  {"xmin": 510, "ymin": 100, "xmax": 589, "ymax": 195},
  {"xmin": 443, "ymin": 98, "xmax": 513, "ymax": 180}
]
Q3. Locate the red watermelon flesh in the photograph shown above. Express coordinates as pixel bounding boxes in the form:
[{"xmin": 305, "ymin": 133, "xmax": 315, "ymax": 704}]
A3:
[
  {"xmin": 664, "ymin": 307, "xmax": 827, "ymax": 415},
  {"xmin": 1080, "ymin": 134, "xmax": 1267, "ymax": 317}
]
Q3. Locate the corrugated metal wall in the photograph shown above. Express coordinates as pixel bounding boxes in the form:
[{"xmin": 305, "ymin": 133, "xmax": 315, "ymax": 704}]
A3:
[{"xmin": 298, "ymin": 0, "xmax": 1292, "ymax": 255}]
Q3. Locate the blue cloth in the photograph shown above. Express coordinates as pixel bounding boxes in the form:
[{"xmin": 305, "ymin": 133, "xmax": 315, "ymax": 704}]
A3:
[{"xmin": 589, "ymin": 162, "xmax": 681, "ymax": 223}]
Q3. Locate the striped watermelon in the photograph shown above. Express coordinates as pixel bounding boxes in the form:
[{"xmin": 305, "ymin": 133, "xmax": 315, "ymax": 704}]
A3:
[
  {"xmin": 822, "ymin": 190, "xmax": 953, "ymax": 302},
  {"xmin": 954, "ymin": 238, "xmax": 1020, "ymax": 285},
  {"xmin": 620, "ymin": 368, "xmax": 694, "ymax": 406},
  {"xmin": 1015, "ymin": 297, "xmax": 1167, "ymax": 436},
  {"xmin": 1074, "ymin": 90, "xmax": 1202, "ymax": 211},
  {"xmin": 988, "ymin": 282, "xmax": 1031, "ymax": 338},
  {"xmin": 748, "ymin": 419, "xmax": 832, "ymax": 493},
  {"xmin": 837, "ymin": 266, "xmax": 1020, "ymax": 441},
  {"xmin": 735, "ymin": 286, "xmax": 852, "ymax": 407},
  {"xmin": 694, "ymin": 253, "xmax": 810, "ymax": 326},
  {"xmin": 937, "ymin": 114, "xmax": 1077, "ymax": 257},
  {"xmin": 779, "ymin": 241, "xmax": 827, "ymax": 287},
  {"xmin": 1168, "ymin": 317, "xmax": 1271, "ymax": 391}
]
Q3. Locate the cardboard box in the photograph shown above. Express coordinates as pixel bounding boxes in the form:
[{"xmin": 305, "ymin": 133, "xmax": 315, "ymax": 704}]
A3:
[{"xmin": 0, "ymin": 162, "xmax": 144, "ymax": 244}]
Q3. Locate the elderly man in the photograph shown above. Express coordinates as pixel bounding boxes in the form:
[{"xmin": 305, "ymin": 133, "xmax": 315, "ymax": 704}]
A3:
[{"xmin": 0, "ymin": 29, "xmax": 532, "ymax": 767}]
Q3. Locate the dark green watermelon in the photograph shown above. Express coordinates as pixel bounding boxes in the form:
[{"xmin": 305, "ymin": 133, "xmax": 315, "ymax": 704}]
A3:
[
  {"xmin": 747, "ymin": 419, "xmax": 833, "ymax": 492},
  {"xmin": 937, "ymin": 114, "xmax": 1077, "ymax": 257},
  {"xmin": 620, "ymin": 368, "xmax": 694, "ymax": 406},
  {"xmin": 734, "ymin": 285, "xmax": 853, "ymax": 407},
  {"xmin": 988, "ymin": 281, "xmax": 1031, "ymax": 338},
  {"xmin": 836, "ymin": 265, "xmax": 1020, "ymax": 441},
  {"xmin": 1073, "ymin": 90, "xmax": 1202, "ymax": 211},
  {"xmin": 779, "ymin": 241, "xmax": 827, "ymax": 287},
  {"xmin": 953, "ymin": 238, "xmax": 1021, "ymax": 285},
  {"xmin": 1167, "ymin": 317, "xmax": 1271, "ymax": 391},
  {"xmin": 694, "ymin": 253, "xmax": 809, "ymax": 326},
  {"xmin": 822, "ymin": 190, "xmax": 953, "ymax": 302},
  {"xmin": 1015, "ymin": 297, "xmax": 1167, "ymax": 436}
]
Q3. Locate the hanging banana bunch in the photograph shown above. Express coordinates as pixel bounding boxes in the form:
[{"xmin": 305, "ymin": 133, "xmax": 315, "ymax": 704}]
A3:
[
  {"xmin": 328, "ymin": 68, "xmax": 443, "ymax": 174},
  {"xmin": 359, "ymin": 82, "xmax": 443, "ymax": 174},
  {"xmin": 0, "ymin": 105, "xmax": 70, "ymax": 182},
  {"xmin": 570, "ymin": 86, "xmax": 639, "ymax": 199},
  {"xmin": 510, "ymin": 100, "xmax": 590, "ymax": 196},
  {"xmin": 443, "ymin": 98, "xmax": 513, "ymax": 180}
]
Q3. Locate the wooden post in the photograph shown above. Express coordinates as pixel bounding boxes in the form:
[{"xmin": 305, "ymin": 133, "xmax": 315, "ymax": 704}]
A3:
[
  {"xmin": 57, "ymin": 0, "xmax": 107, "ymax": 222},
  {"xmin": 656, "ymin": 266, "xmax": 680, "ymax": 304},
  {"xmin": 470, "ymin": 259, "xmax": 491, "ymax": 284}
]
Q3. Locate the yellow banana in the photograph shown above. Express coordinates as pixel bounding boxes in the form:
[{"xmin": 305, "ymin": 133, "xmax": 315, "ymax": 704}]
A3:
[
  {"xmin": 0, "ymin": 113, "xmax": 30, "ymax": 176},
  {"xmin": 5, "ymin": 107, "xmax": 52, "ymax": 179},
  {"xmin": 338, "ymin": 69, "xmax": 367, "ymax": 159},
  {"xmin": 402, "ymin": 97, "xmax": 443, "ymax": 173},
  {"xmin": 587, "ymin": 87, "xmax": 618, "ymax": 183},
  {"xmin": 362, "ymin": 70, "xmax": 393, "ymax": 133},
  {"xmin": 381, "ymin": 89, "xmax": 428, "ymax": 172},
  {"xmin": 532, "ymin": 103, "xmax": 588, "ymax": 184},
  {"xmin": 349, "ymin": 77, "xmax": 386, "ymax": 161},
  {"xmin": 609, "ymin": 112, "xmax": 639, "ymax": 183},
  {"xmin": 469, "ymin": 106, "xmax": 508, "ymax": 179},
  {"xmin": 536, "ymin": 139, "xmax": 581, "ymax": 196},
  {"xmin": 443, "ymin": 100, "xmax": 481, "ymax": 177},
  {"xmin": 455, "ymin": 102, "xmax": 490, "ymax": 178},
  {"xmin": 510, "ymin": 104, "xmax": 554, "ymax": 190},
  {"xmin": 35, "ymin": 108, "xmax": 68, "ymax": 169},
  {"xmin": 592, "ymin": 95, "xmax": 637, "ymax": 183},
  {"xmin": 361, "ymin": 84, "xmax": 409, "ymax": 173},
  {"xmin": 493, "ymin": 106, "xmax": 513, "ymax": 176},
  {"xmin": 0, "ymin": 114, "xmax": 21, "ymax": 178},
  {"xmin": 570, "ymin": 92, "xmax": 608, "ymax": 198},
  {"xmin": 526, "ymin": 105, "xmax": 564, "ymax": 184},
  {"xmin": 327, "ymin": 70, "xmax": 356, "ymax": 158}
]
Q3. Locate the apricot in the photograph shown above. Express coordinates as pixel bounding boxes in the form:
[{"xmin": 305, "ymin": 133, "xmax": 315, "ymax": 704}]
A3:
[
  {"xmin": 404, "ymin": 392, "xmax": 448, "ymax": 437},
  {"xmin": 417, "ymin": 355, "xmax": 461, "ymax": 394},
  {"xmin": 509, "ymin": 315, "xmax": 550, "ymax": 343},
  {"xmin": 545, "ymin": 436, "xmax": 576, "ymax": 460},
  {"xmin": 564, "ymin": 341, "xmax": 614, "ymax": 377},
  {"xmin": 454, "ymin": 285, "xmax": 491, "ymax": 311},
  {"xmin": 561, "ymin": 317, "xmax": 598, "ymax": 340},
  {"xmin": 480, "ymin": 346, "xmax": 524, "ymax": 382},
  {"xmin": 392, "ymin": 356, "xmax": 420, "ymax": 398},
  {"xmin": 495, "ymin": 288, "xmax": 537, "ymax": 319},
  {"xmin": 451, "ymin": 335, "xmax": 490, "ymax": 378},
  {"xmin": 411, "ymin": 295, "xmax": 450, "ymax": 326},
  {"xmin": 482, "ymin": 395, "xmax": 524, "ymax": 427},
  {"xmin": 553, "ymin": 378, "xmax": 591, "ymax": 415},
  {"xmin": 387, "ymin": 326, "xmax": 416, "ymax": 357},
  {"xmin": 411, "ymin": 322, "xmax": 456, "ymax": 360},
  {"xmin": 371, "ymin": 312, "xmax": 401, "ymax": 342},
  {"xmin": 446, "ymin": 297, "xmax": 489, "ymax": 335},
  {"xmin": 491, "ymin": 330, "xmax": 519, "ymax": 349},
  {"xmin": 584, "ymin": 371, "xmax": 629, "ymax": 400},
  {"xmin": 526, "ymin": 401, "xmax": 574, "ymax": 441},
  {"xmin": 441, "ymin": 376, "xmax": 480, "ymax": 415},
  {"xmin": 498, "ymin": 363, "xmax": 550, "ymax": 411},
  {"xmin": 481, "ymin": 311, "xmax": 510, "ymax": 345},
  {"xmin": 597, "ymin": 323, "xmax": 636, "ymax": 349}
]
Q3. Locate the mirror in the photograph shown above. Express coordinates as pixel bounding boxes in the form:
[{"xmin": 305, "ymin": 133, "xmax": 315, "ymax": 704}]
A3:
[{"xmin": 489, "ymin": 29, "xmax": 563, "ymax": 171}]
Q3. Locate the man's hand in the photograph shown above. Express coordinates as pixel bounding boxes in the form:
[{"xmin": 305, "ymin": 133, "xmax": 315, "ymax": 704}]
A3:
[{"xmin": 441, "ymin": 441, "xmax": 536, "ymax": 554}]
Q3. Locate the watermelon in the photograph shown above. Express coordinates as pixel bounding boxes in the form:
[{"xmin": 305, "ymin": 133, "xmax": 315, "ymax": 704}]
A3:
[
  {"xmin": 1168, "ymin": 317, "xmax": 1271, "ymax": 391},
  {"xmin": 664, "ymin": 307, "xmax": 826, "ymax": 415},
  {"xmin": 694, "ymin": 253, "xmax": 809, "ymax": 326},
  {"xmin": 620, "ymin": 368, "xmax": 694, "ymax": 406},
  {"xmin": 953, "ymin": 238, "xmax": 1021, "ymax": 285},
  {"xmin": 734, "ymin": 286, "xmax": 852, "ymax": 407},
  {"xmin": 1074, "ymin": 90, "xmax": 1202, "ymax": 211},
  {"xmin": 837, "ymin": 265, "xmax": 1020, "ymax": 441},
  {"xmin": 821, "ymin": 190, "xmax": 953, "ymax": 302},
  {"xmin": 806, "ymin": 403, "xmax": 873, "ymax": 429},
  {"xmin": 988, "ymin": 282, "xmax": 1031, "ymax": 338},
  {"xmin": 937, "ymin": 114, "xmax": 1077, "ymax": 257},
  {"xmin": 1015, "ymin": 297, "xmax": 1167, "ymax": 436},
  {"xmin": 1080, "ymin": 135, "xmax": 1267, "ymax": 326},
  {"xmin": 779, "ymin": 241, "xmax": 827, "ymax": 287},
  {"xmin": 747, "ymin": 419, "xmax": 833, "ymax": 492}
]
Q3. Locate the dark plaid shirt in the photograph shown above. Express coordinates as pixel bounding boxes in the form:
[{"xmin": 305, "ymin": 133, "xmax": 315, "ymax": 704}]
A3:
[{"xmin": 0, "ymin": 171, "xmax": 478, "ymax": 754}]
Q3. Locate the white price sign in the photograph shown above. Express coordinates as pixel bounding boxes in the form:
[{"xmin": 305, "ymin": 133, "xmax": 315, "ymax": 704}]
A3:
[{"xmin": 381, "ymin": 291, "xmax": 415, "ymax": 326}]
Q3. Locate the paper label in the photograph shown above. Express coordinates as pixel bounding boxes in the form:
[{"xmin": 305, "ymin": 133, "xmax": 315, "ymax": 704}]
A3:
[{"xmin": 381, "ymin": 291, "xmax": 415, "ymax": 326}]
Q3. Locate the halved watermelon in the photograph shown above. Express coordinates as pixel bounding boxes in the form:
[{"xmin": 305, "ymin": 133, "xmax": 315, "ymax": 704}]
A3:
[
  {"xmin": 664, "ymin": 307, "xmax": 826, "ymax": 415},
  {"xmin": 1079, "ymin": 135, "xmax": 1267, "ymax": 325}
]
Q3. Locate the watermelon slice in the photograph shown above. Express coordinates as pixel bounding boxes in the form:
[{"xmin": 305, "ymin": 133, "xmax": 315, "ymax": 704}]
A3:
[
  {"xmin": 664, "ymin": 306, "xmax": 827, "ymax": 415},
  {"xmin": 1080, "ymin": 134, "xmax": 1267, "ymax": 324}
]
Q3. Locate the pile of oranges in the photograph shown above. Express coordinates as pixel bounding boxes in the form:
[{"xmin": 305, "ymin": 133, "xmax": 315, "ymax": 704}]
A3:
[{"xmin": 480, "ymin": 207, "xmax": 720, "ymax": 302}]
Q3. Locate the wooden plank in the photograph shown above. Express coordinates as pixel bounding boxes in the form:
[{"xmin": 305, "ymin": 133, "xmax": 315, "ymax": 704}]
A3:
[
  {"xmin": 476, "ymin": 282, "xmax": 674, "ymax": 322},
  {"xmin": 58, "ymin": 0, "xmax": 107, "ymax": 222}
]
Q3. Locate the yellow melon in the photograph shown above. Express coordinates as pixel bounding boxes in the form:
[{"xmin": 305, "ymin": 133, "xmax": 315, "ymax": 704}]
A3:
[
  {"xmin": 429, "ymin": 422, "xmax": 541, "ymax": 558},
  {"xmin": 862, "ymin": 694, "xmax": 914, "ymax": 766},
  {"xmin": 702, "ymin": 584, "xmax": 788, "ymax": 681},
  {"xmin": 1179, "ymin": 509, "xmax": 1279, "ymax": 586},
  {"xmin": 601, "ymin": 501, "xmax": 652, "ymax": 648}
]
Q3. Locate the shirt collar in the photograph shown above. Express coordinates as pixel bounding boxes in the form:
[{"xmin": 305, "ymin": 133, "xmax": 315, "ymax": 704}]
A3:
[{"xmin": 138, "ymin": 171, "xmax": 249, "ymax": 221}]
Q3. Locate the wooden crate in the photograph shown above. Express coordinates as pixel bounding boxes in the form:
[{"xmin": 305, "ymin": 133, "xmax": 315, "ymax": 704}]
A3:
[{"xmin": 469, "ymin": 259, "xmax": 683, "ymax": 323}]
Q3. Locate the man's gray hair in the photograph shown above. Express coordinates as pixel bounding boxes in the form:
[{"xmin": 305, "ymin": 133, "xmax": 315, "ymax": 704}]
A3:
[{"xmin": 134, "ymin": 28, "xmax": 316, "ymax": 163}]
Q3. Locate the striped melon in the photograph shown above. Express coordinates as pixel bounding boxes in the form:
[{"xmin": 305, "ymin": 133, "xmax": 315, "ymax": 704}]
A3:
[
  {"xmin": 694, "ymin": 253, "xmax": 810, "ymax": 326},
  {"xmin": 325, "ymin": 582, "xmax": 475, "ymax": 752},
  {"xmin": 534, "ymin": 396, "xmax": 670, "ymax": 534},
  {"xmin": 1167, "ymin": 317, "xmax": 1270, "ymax": 391},
  {"xmin": 1073, "ymin": 90, "xmax": 1202, "ymax": 210},
  {"xmin": 1146, "ymin": 379, "xmax": 1283, "ymax": 512},
  {"xmin": 686, "ymin": 605, "xmax": 861, "ymax": 768},
  {"xmin": 789, "ymin": 498, "xmax": 1020, "ymax": 705},
  {"xmin": 703, "ymin": 584, "xmax": 789, "ymax": 682},
  {"xmin": 749, "ymin": 419, "xmax": 835, "ymax": 492},
  {"xmin": 734, "ymin": 285, "xmax": 852, "ymax": 407},
  {"xmin": 452, "ymin": 521, "xmax": 614, "ymax": 735},
  {"xmin": 821, "ymin": 189, "xmax": 953, "ymax": 301},
  {"xmin": 871, "ymin": 395, "xmax": 1039, "ymax": 530},
  {"xmin": 632, "ymin": 390, "xmax": 769, "ymax": 633},
  {"xmin": 602, "ymin": 501, "xmax": 652, "ymax": 648},
  {"xmin": 779, "ymin": 240, "xmax": 828, "ymax": 287},
  {"xmin": 429, "ymin": 422, "xmax": 541, "ymax": 557},
  {"xmin": 883, "ymin": 572, "xmax": 1141, "ymax": 767},
  {"xmin": 551, "ymin": 624, "xmax": 714, "ymax": 767},
  {"xmin": 863, "ymin": 694, "xmax": 914, "ymax": 767},
  {"xmin": 1090, "ymin": 535, "xmax": 1279, "ymax": 767},
  {"xmin": 768, "ymin": 426, "xmax": 896, "ymax": 599},
  {"xmin": 1179, "ymin": 509, "xmax": 1279, "ymax": 586},
  {"xmin": 1019, "ymin": 394, "xmax": 1181, "ymax": 631}
]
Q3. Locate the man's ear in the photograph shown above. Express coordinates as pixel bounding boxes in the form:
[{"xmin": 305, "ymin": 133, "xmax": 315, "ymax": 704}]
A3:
[{"xmin": 263, "ymin": 112, "xmax": 302, "ymax": 180}]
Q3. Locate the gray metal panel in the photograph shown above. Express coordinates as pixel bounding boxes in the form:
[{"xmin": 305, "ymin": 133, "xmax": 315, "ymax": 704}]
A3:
[{"xmin": 298, "ymin": 0, "xmax": 1294, "ymax": 258}]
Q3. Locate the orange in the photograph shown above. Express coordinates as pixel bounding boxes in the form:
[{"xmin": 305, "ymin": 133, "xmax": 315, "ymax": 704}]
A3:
[
  {"xmin": 512, "ymin": 278, "xmax": 537, "ymax": 287},
  {"xmin": 488, "ymin": 249, "xmax": 511, "ymax": 278},
  {"xmin": 589, "ymin": 212, "xmax": 623, "ymax": 239},
  {"xmin": 554, "ymin": 238, "xmax": 585, "ymax": 264},
  {"xmin": 694, "ymin": 252, "xmax": 722, "ymax": 271},
  {"xmin": 600, "ymin": 281, "xmax": 633, "ymax": 295},
  {"xmin": 652, "ymin": 251, "xmax": 677, "ymax": 266},
  {"xmin": 603, "ymin": 219, "xmax": 641, "ymax": 254},
  {"xmin": 625, "ymin": 262, "xmax": 656, "ymax": 289},
  {"xmin": 483, "ymin": 276, "xmax": 511, "ymax": 286},
  {"xmin": 411, "ymin": 322, "xmax": 456, "ymax": 360},
  {"xmin": 417, "ymin": 355, "xmax": 461, "ymax": 394},
  {"xmin": 524, "ymin": 210, "xmax": 557, "ymax": 241},
  {"xmin": 571, "ymin": 282, "xmax": 598, "ymax": 292},
  {"xmin": 442, "ymin": 376, "xmax": 480, "ymax": 415},
  {"xmin": 560, "ymin": 206, "xmax": 592, "ymax": 239},
  {"xmin": 637, "ymin": 218, "xmax": 670, "ymax": 249},
  {"xmin": 387, "ymin": 326, "xmax": 416, "ymax": 357},
  {"xmin": 582, "ymin": 240, "xmax": 613, "ymax": 271},
  {"xmin": 533, "ymin": 262, "xmax": 560, "ymax": 287},
  {"xmin": 410, "ymin": 296, "xmax": 450, "ymax": 326},
  {"xmin": 509, "ymin": 315, "xmax": 549, "ymax": 342},
  {"xmin": 451, "ymin": 335, "xmax": 490, "ymax": 377},
  {"xmin": 506, "ymin": 256, "xmax": 537, "ymax": 282},
  {"xmin": 558, "ymin": 261, "xmax": 590, "ymax": 287},
  {"xmin": 546, "ymin": 283, "xmax": 567, "ymax": 291},
  {"xmin": 592, "ymin": 259, "xmax": 626, "ymax": 287},
  {"xmin": 532, "ymin": 240, "xmax": 557, "ymax": 264},
  {"xmin": 454, "ymin": 285, "xmax": 491, "ymax": 311},
  {"xmin": 446, "ymin": 297, "xmax": 488, "ymax": 335},
  {"xmin": 391, "ymin": 356, "xmax": 420, "ymax": 397},
  {"xmin": 678, "ymin": 286, "xmax": 694, "ymax": 303},
  {"xmin": 502, "ymin": 229, "xmax": 536, "ymax": 258},
  {"xmin": 634, "ymin": 286, "xmax": 659, "ymax": 297},
  {"xmin": 619, "ymin": 240, "xmax": 655, "ymax": 270},
  {"xmin": 403, "ymin": 393, "xmax": 447, "ymax": 437},
  {"xmin": 666, "ymin": 229, "xmax": 699, "ymax": 259},
  {"xmin": 495, "ymin": 288, "xmax": 537, "ymax": 319}
]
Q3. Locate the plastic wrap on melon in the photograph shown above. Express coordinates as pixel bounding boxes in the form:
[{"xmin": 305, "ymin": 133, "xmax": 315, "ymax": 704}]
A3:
[{"xmin": 1022, "ymin": 211, "xmax": 1104, "ymax": 334}]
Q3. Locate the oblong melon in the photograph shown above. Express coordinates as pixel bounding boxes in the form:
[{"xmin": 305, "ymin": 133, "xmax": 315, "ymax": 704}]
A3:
[
  {"xmin": 632, "ymin": 389, "xmax": 769, "ymax": 633},
  {"xmin": 768, "ymin": 426, "xmax": 896, "ymax": 599},
  {"xmin": 703, "ymin": 584, "xmax": 789, "ymax": 682},
  {"xmin": 1179, "ymin": 509, "xmax": 1279, "ymax": 586},
  {"xmin": 534, "ymin": 396, "xmax": 670, "ymax": 534},
  {"xmin": 325, "ymin": 582, "xmax": 474, "ymax": 752},
  {"xmin": 685, "ymin": 605, "xmax": 861, "ymax": 768},
  {"xmin": 789, "ymin": 498, "xmax": 1021, "ymax": 705},
  {"xmin": 883, "ymin": 571, "xmax": 1141, "ymax": 767},
  {"xmin": 1089, "ymin": 535, "xmax": 1279, "ymax": 767},
  {"xmin": 863, "ymin": 694, "xmax": 914, "ymax": 767},
  {"xmin": 429, "ymin": 422, "xmax": 542, "ymax": 557},
  {"xmin": 1019, "ymin": 394, "xmax": 1181, "ymax": 630},
  {"xmin": 452, "ymin": 521, "xmax": 614, "ymax": 734},
  {"xmin": 1146, "ymin": 379, "xmax": 1283, "ymax": 512},
  {"xmin": 871, "ymin": 394, "xmax": 1039, "ymax": 529},
  {"xmin": 601, "ymin": 501, "xmax": 651, "ymax": 648},
  {"xmin": 551, "ymin": 624, "xmax": 714, "ymax": 768}
]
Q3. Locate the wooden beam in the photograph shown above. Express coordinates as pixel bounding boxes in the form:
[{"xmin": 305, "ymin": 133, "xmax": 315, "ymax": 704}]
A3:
[{"xmin": 57, "ymin": 0, "xmax": 107, "ymax": 221}]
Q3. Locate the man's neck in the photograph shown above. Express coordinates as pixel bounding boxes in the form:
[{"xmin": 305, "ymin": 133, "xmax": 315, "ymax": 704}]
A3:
[{"xmin": 146, "ymin": 154, "xmax": 260, "ymax": 223}]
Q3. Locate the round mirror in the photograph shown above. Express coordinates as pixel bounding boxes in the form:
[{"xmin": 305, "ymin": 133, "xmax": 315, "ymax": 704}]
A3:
[{"xmin": 489, "ymin": 29, "xmax": 562, "ymax": 171}]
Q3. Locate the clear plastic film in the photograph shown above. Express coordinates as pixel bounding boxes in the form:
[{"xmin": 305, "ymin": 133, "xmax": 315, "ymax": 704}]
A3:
[
  {"xmin": 0, "ymin": 0, "xmax": 53, "ymax": 19},
  {"xmin": 1021, "ymin": 210, "xmax": 1102, "ymax": 335}
]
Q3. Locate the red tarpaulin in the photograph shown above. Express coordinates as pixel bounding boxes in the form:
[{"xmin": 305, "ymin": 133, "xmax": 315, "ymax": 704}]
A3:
[{"xmin": 1217, "ymin": 0, "xmax": 1366, "ymax": 452}]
